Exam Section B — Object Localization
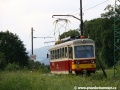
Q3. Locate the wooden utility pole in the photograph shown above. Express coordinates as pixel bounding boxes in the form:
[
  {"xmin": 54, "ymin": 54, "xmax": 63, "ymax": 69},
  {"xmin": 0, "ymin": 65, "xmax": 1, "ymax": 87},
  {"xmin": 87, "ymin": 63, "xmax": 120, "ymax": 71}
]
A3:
[
  {"xmin": 31, "ymin": 27, "xmax": 33, "ymax": 55},
  {"xmin": 31, "ymin": 27, "xmax": 34, "ymax": 71}
]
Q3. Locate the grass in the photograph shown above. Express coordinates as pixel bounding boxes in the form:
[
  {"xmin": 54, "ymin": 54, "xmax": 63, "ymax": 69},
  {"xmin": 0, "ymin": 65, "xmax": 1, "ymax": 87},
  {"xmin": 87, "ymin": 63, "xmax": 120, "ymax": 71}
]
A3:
[{"xmin": 0, "ymin": 69, "xmax": 120, "ymax": 90}]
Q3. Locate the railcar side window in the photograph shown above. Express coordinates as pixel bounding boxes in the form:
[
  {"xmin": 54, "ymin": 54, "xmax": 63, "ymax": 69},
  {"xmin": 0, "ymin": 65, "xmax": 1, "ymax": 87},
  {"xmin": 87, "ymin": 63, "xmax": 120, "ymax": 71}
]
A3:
[
  {"xmin": 65, "ymin": 47, "xmax": 67, "ymax": 58},
  {"xmin": 53, "ymin": 50, "xmax": 54, "ymax": 60},
  {"xmin": 50, "ymin": 51, "xmax": 52, "ymax": 60},
  {"xmin": 74, "ymin": 45, "xmax": 94, "ymax": 58},
  {"xmin": 69, "ymin": 47, "xmax": 73, "ymax": 59},
  {"xmin": 56, "ymin": 49, "xmax": 58, "ymax": 59},
  {"xmin": 55, "ymin": 50, "xmax": 57, "ymax": 59},
  {"xmin": 60, "ymin": 48, "xmax": 61, "ymax": 58},
  {"xmin": 62, "ymin": 48, "xmax": 64, "ymax": 58},
  {"xmin": 57, "ymin": 49, "xmax": 59, "ymax": 59}
]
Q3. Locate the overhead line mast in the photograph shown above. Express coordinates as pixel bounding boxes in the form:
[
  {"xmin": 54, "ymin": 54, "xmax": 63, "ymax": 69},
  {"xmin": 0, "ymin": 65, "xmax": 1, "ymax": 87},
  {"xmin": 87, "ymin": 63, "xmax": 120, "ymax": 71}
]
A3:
[
  {"xmin": 114, "ymin": 0, "xmax": 120, "ymax": 77},
  {"xmin": 80, "ymin": 0, "xmax": 83, "ymax": 36}
]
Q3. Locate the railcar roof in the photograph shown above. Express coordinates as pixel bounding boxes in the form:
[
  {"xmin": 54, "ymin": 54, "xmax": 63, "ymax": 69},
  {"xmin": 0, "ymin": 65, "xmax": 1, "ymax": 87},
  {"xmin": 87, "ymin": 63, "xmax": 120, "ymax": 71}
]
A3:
[{"xmin": 49, "ymin": 39, "xmax": 94, "ymax": 50}]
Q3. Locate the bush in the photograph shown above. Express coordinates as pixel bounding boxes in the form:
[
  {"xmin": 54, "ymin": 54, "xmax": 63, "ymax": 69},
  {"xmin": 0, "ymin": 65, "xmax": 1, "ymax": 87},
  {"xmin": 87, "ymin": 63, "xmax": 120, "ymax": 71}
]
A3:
[
  {"xmin": 0, "ymin": 52, "xmax": 6, "ymax": 70},
  {"xmin": 5, "ymin": 63, "xmax": 20, "ymax": 71}
]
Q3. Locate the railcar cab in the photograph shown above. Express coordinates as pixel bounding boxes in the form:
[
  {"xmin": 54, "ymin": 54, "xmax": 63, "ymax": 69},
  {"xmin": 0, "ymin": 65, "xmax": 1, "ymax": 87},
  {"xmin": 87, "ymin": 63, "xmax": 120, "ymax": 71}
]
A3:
[{"xmin": 72, "ymin": 38, "xmax": 96, "ymax": 75}]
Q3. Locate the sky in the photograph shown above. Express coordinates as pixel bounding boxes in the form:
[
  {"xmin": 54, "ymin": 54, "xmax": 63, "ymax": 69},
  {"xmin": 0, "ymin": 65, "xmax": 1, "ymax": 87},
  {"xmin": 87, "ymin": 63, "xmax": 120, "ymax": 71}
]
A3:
[{"xmin": 0, "ymin": 0, "xmax": 114, "ymax": 51}]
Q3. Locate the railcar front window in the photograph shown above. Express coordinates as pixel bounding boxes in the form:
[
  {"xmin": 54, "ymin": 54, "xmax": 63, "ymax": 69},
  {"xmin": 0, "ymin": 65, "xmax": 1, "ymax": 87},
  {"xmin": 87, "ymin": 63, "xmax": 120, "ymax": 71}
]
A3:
[{"xmin": 74, "ymin": 45, "xmax": 94, "ymax": 58}]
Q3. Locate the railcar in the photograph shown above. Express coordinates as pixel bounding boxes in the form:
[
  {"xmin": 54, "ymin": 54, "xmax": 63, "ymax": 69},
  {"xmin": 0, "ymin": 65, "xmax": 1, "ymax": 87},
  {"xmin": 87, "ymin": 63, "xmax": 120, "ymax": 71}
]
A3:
[{"xmin": 49, "ymin": 36, "xmax": 96, "ymax": 75}]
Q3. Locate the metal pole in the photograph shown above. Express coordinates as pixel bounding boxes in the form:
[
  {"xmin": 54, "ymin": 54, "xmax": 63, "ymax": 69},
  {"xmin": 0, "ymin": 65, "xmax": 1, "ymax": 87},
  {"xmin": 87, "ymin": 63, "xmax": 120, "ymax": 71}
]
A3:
[
  {"xmin": 31, "ymin": 27, "xmax": 33, "ymax": 55},
  {"xmin": 52, "ymin": 15, "xmax": 81, "ymax": 21},
  {"xmin": 113, "ymin": 0, "xmax": 120, "ymax": 77},
  {"xmin": 80, "ymin": 0, "xmax": 83, "ymax": 36}
]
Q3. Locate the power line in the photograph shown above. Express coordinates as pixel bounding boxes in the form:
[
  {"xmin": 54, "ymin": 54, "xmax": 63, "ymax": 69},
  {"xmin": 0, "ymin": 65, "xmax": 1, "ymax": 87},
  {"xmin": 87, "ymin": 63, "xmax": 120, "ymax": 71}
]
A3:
[
  {"xmin": 83, "ymin": 0, "xmax": 109, "ymax": 12},
  {"xmin": 67, "ymin": 0, "xmax": 110, "ymax": 16}
]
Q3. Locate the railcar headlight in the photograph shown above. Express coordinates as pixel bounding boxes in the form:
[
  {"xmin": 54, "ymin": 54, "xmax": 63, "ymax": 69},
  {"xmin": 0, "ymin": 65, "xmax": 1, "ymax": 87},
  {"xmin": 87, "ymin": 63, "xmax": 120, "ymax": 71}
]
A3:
[{"xmin": 91, "ymin": 60, "xmax": 94, "ymax": 64}]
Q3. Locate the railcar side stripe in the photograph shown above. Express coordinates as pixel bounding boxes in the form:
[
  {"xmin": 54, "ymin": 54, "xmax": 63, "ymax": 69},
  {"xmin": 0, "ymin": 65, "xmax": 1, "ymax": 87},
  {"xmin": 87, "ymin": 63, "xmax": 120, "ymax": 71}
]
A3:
[{"xmin": 72, "ymin": 64, "xmax": 96, "ymax": 69}]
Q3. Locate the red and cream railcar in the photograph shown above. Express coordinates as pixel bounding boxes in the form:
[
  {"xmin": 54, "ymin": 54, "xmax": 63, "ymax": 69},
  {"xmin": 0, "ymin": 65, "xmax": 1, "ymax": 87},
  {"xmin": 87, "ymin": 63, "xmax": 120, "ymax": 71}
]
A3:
[{"xmin": 49, "ymin": 38, "xmax": 96, "ymax": 74}]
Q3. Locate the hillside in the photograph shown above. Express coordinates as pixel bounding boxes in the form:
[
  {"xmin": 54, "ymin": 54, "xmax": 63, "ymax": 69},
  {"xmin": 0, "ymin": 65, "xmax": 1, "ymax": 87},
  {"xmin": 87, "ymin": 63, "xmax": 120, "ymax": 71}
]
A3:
[{"xmin": 28, "ymin": 45, "xmax": 52, "ymax": 65}]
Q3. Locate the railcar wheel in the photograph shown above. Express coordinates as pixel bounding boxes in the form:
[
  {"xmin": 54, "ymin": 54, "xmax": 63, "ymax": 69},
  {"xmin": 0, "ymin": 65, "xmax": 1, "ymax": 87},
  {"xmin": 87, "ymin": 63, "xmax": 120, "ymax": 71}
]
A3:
[
  {"xmin": 86, "ymin": 71, "xmax": 91, "ymax": 76},
  {"xmin": 69, "ymin": 70, "xmax": 72, "ymax": 74},
  {"xmin": 75, "ymin": 71, "xmax": 84, "ymax": 75}
]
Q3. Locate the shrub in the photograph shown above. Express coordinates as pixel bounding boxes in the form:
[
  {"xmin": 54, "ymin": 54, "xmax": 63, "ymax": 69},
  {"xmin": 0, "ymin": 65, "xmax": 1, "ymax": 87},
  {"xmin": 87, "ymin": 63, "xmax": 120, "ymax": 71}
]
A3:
[{"xmin": 5, "ymin": 63, "xmax": 20, "ymax": 71}]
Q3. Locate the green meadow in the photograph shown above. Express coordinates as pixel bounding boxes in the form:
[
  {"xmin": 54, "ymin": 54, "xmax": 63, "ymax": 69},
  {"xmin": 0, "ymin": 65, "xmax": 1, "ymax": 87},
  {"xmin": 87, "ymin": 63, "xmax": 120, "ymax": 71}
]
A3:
[{"xmin": 0, "ymin": 69, "xmax": 120, "ymax": 90}]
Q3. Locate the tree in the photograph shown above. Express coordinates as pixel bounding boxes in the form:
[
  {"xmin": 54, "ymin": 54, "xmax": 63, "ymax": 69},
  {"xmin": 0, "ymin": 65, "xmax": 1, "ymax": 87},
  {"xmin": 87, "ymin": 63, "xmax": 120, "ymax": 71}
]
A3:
[
  {"xmin": 101, "ymin": 4, "xmax": 120, "ymax": 19},
  {"xmin": 101, "ymin": 5, "xmax": 114, "ymax": 18},
  {"xmin": 60, "ymin": 29, "xmax": 80, "ymax": 39},
  {"xmin": 0, "ymin": 52, "xmax": 5, "ymax": 69},
  {"xmin": 0, "ymin": 31, "xmax": 29, "ymax": 69}
]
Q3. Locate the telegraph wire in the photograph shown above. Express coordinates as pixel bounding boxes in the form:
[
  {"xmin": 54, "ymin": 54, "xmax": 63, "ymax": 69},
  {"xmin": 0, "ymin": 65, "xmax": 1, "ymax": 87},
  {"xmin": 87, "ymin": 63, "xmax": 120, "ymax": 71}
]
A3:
[
  {"xmin": 83, "ymin": 0, "xmax": 109, "ymax": 12},
  {"xmin": 66, "ymin": 0, "xmax": 110, "ymax": 16}
]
